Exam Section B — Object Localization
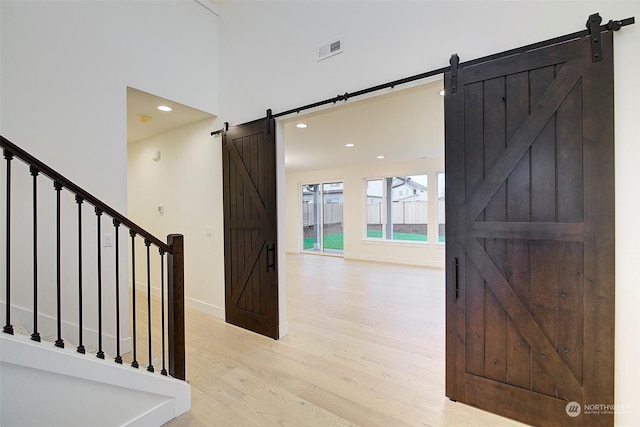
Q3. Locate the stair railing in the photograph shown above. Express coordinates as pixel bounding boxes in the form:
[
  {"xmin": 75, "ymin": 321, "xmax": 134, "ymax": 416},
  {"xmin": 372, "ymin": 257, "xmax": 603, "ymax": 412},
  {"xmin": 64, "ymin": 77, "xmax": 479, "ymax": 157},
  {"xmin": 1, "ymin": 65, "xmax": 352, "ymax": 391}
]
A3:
[{"xmin": 1, "ymin": 135, "xmax": 185, "ymax": 380}]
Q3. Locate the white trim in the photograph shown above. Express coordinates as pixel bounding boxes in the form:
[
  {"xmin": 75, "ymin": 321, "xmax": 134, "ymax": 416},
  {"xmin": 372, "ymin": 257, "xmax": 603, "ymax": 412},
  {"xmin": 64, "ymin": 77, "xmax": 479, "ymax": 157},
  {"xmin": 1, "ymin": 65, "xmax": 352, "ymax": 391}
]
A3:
[
  {"xmin": 125, "ymin": 400, "xmax": 177, "ymax": 427},
  {"xmin": 346, "ymin": 252, "xmax": 444, "ymax": 269},
  {"xmin": 279, "ymin": 320, "xmax": 289, "ymax": 338},
  {"xmin": 131, "ymin": 281, "xmax": 225, "ymax": 319},
  {"xmin": 276, "ymin": 121, "xmax": 288, "ymax": 341},
  {"xmin": 1, "ymin": 333, "xmax": 190, "ymax": 426},
  {"xmin": 361, "ymin": 238, "xmax": 430, "ymax": 248},
  {"xmin": 185, "ymin": 297, "xmax": 224, "ymax": 320},
  {"xmin": 132, "ymin": 280, "xmax": 160, "ymax": 297}
]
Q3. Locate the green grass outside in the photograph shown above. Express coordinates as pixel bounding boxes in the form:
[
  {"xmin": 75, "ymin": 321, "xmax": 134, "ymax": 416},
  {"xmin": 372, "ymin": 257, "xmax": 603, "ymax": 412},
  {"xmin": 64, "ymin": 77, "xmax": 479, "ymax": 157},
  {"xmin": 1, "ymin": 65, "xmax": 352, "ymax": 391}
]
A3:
[
  {"xmin": 304, "ymin": 231, "xmax": 444, "ymax": 250},
  {"xmin": 303, "ymin": 233, "xmax": 344, "ymax": 251},
  {"xmin": 365, "ymin": 230, "xmax": 427, "ymax": 241}
]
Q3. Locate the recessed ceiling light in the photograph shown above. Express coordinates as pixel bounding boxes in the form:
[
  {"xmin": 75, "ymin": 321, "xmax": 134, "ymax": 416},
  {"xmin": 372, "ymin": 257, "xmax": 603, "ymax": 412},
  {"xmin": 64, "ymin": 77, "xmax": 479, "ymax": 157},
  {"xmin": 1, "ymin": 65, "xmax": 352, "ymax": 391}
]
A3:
[
  {"xmin": 439, "ymin": 90, "xmax": 445, "ymax": 96},
  {"xmin": 345, "ymin": 143, "xmax": 355, "ymax": 147},
  {"xmin": 296, "ymin": 123, "xmax": 307, "ymax": 129},
  {"xmin": 377, "ymin": 155, "xmax": 385, "ymax": 159},
  {"xmin": 157, "ymin": 105, "xmax": 172, "ymax": 112}
]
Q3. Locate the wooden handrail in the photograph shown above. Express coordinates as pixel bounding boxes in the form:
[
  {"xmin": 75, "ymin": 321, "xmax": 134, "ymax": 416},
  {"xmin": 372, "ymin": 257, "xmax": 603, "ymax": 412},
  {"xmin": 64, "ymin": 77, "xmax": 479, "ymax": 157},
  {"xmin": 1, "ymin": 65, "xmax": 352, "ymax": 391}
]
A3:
[{"xmin": 0, "ymin": 135, "xmax": 170, "ymax": 253}]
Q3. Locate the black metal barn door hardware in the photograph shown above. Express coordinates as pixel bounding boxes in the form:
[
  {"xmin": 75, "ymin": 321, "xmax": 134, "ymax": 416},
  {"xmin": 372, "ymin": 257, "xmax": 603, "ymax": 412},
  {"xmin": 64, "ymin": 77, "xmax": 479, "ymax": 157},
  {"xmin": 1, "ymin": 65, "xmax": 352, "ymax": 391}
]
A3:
[{"xmin": 211, "ymin": 13, "xmax": 633, "ymax": 136}]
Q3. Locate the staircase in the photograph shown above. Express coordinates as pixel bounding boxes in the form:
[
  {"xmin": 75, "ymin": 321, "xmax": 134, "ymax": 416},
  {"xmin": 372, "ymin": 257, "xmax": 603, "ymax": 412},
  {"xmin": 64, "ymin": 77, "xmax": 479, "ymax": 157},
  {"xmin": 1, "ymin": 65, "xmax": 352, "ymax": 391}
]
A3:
[{"xmin": 0, "ymin": 136, "xmax": 190, "ymax": 426}]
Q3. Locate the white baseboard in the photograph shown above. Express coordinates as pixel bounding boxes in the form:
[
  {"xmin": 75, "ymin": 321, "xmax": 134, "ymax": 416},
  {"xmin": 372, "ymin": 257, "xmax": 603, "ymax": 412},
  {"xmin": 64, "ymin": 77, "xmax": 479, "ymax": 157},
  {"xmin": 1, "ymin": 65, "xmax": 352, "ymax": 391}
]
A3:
[
  {"xmin": 346, "ymin": 252, "xmax": 445, "ymax": 268},
  {"xmin": 185, "ymin": 297, "xmax": 224, "ymax": 319},
  {"xmin": 279, "ymin": 320, "xmax": 289, "ymax": 339},
  {"xmin": 131, "ymin": 281, "xmax": 225, "ymax": 320},
  {"xmin": 132, "ymin": 280, "xmax": 161, "ymax": 298},
  {"xmin": 124, "ymin": 399, "xmax": 177, "ymax": 427}
]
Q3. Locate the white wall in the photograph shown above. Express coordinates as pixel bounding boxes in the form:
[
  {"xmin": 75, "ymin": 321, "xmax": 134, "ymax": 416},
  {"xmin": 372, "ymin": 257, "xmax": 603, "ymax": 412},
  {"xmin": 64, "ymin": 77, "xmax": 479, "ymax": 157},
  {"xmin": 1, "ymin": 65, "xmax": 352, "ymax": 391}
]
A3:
[
  {"xmin": 1, "ymin": 0, "xmax": 218, "ymax": 351},
  {"xmin": 2, "ymin": 0, "xmax": 638, "ymax": 423},
  {"xmin": 217, "ymin": 1, "xmax": 640, "ymax": 424},
  {"xmin": 1, "ymin": 333, "xmax": 190, "ymax": 427},
  {"xmin": 286, "ymin": 158, "xmax": 445, "ymax": 267},
  {"xmin": 128, "ymin": 118, "xmax": 225, "ymax": 318}
]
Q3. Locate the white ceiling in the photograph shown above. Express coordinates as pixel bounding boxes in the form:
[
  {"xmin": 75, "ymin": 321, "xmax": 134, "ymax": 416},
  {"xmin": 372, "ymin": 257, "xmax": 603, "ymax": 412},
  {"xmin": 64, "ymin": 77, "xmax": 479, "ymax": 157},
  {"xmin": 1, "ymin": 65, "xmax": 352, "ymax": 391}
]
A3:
[
  {"xmin": 282, "ymin": 79, "xmax": 444, "ymax": 173},
  {"xmin": 127, "ymin": 87, "xmax": 214, "ymax": 144},
  {"xmin": 127, "ymin": 79, "xmax": 445, "ymax": 171}
]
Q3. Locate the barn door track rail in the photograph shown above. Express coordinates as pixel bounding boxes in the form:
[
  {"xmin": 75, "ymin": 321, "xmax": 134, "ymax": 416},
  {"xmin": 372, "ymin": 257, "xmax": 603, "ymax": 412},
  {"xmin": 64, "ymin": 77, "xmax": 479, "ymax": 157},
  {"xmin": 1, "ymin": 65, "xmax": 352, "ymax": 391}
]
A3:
[{"xmin": 211, "ymin": 13, "xmax": 633, "ymax": 136}]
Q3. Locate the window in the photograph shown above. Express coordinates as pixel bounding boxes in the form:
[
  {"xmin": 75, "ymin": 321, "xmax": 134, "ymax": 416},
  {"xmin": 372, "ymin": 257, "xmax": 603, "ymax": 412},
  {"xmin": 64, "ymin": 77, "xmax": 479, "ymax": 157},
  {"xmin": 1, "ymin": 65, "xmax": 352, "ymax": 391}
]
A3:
[
  {"xmin": 302, "ymin": 181, "xmax": 344, "ymax": 254},
  {"xmin": 365, "ymin": 175, "xmax": 428, "ymax": 242},
  {"xmin": 437, "ymin": 172, "xmax": 445, "ymax": 243}
]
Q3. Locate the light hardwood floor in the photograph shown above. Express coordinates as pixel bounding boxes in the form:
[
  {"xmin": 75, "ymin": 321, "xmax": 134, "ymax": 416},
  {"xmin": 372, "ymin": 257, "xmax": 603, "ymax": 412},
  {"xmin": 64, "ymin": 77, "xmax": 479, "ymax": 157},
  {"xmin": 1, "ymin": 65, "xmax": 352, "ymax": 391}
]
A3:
[{"xmin": 164, "ymin": 254, "xmax": 525, "ymax": 427}]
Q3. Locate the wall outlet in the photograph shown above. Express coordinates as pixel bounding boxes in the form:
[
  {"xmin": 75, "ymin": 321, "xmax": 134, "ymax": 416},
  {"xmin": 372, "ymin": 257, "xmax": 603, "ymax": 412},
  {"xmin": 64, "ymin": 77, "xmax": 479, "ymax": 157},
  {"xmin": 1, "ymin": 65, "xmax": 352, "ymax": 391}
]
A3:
[{"xmin": 104, "ymin": 233, "xmax": 113, "ymax": 247}]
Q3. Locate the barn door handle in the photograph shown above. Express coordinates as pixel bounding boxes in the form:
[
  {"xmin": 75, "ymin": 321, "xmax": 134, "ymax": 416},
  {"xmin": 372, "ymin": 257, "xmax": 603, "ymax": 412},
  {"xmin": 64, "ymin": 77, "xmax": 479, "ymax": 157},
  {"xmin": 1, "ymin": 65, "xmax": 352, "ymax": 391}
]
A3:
[
  {"xmin": 266, "ymin": 244, "xmax": 276, "ymax": 272},
  {"xmin": 451, "ymin": 258, "xmax": 459, "ymax": 302}
]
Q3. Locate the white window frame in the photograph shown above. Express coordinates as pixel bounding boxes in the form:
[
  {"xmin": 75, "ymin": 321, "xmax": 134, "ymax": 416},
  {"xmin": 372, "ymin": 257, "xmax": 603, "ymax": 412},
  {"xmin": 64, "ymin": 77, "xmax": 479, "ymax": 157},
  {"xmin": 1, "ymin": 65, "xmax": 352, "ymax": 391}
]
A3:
[
  {"xmin": 363, "ymin": 175, "xmax": 428, "ymax": 243},
  {"xmin": 436, "ymin": 171, "xmax": 445, "ymax": 244}
]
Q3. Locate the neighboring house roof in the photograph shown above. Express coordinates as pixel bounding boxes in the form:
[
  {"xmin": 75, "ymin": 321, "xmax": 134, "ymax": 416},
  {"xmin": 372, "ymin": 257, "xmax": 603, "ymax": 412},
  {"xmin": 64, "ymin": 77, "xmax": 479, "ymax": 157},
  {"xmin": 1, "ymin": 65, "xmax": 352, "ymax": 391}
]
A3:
[{"xmin": 391, "ymin": 176, "xmax": 427, "ymax": 191}]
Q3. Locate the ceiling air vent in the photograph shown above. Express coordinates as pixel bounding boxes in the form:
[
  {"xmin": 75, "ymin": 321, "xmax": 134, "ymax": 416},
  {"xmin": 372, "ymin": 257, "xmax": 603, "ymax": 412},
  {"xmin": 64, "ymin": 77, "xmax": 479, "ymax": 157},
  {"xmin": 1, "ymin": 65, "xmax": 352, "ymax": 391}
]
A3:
[{"xmin": 318, "ymin": 39, "xmax": 343, "ymax": 61}]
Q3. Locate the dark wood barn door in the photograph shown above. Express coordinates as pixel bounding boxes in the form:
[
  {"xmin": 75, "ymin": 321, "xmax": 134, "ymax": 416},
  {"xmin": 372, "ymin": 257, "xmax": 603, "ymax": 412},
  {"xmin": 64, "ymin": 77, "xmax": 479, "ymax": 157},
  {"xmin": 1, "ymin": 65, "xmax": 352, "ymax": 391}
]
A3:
[
  {"xmin": 445, "ymin": 31, "xmax": 615, "ymax": 426},
  {"xmin": 222, "ymin": 118, "xmax": 279, "ymax": 339}
]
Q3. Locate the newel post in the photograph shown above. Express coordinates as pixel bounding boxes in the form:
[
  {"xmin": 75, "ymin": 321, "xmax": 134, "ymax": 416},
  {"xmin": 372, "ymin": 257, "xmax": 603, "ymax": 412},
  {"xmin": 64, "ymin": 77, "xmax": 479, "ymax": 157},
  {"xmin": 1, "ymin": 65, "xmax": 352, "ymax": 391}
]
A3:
[{"xmin": 167, "ymin": 234, "xmax": 186, "ymax": 380}]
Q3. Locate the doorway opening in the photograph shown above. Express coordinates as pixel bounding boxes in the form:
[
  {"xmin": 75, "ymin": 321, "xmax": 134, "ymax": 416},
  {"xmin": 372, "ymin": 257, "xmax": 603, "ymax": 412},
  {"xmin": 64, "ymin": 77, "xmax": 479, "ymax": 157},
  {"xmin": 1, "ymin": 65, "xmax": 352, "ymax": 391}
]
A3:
[
  {"xmin": 126, "ymin": 86, "xmax": 221, "ymax": 318},
  {"xmin": 283, "ymin": 79, "xmax": 446, "ymax": 268}
]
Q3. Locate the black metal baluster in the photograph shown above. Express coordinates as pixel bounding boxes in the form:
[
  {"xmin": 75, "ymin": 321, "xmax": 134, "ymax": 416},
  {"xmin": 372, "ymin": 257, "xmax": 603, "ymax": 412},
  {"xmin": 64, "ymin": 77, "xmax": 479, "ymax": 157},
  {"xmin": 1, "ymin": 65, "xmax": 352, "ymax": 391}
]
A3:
[
  {"xmin": 95, "ymin": 208, "xmax": 104, "ymax": 359},
  {"xmin": 160, "ymin": 248, "xmax": 167, "ymax": 376},
  {"xmin": 54, "ymin": 181, "xmax": 64, "ymax": 348},
  {"xmin": 3, "ymin": 150, "xmax": 14, "ymax": 335},
  {"xmin": 130, "ymin": 230, "xmax": 139, "ymax": 368},
  {"xmin": 30, "ymin": 167, "xmax": 40, "ymax": 342},
  {"xmin": 145, "ymin": 239, "xmax": 154, "ymax": 373},
  {"xmin": 113, "ymin": 219, "xmax": 122, "ymax": 364},
  {"xmin": 76, "ymin": 196, "xmax": 85, "ymax": 353}
]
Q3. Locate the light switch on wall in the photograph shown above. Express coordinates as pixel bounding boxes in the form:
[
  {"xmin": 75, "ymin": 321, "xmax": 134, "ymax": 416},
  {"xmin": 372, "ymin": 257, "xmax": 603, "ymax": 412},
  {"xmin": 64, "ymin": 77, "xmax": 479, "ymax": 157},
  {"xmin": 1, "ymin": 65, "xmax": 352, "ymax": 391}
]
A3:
[{"xmin": 104, "ymin": 233, "xmax": 113, "ymax": 247}]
